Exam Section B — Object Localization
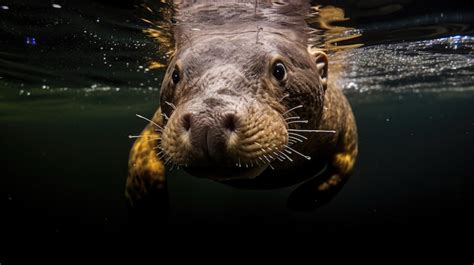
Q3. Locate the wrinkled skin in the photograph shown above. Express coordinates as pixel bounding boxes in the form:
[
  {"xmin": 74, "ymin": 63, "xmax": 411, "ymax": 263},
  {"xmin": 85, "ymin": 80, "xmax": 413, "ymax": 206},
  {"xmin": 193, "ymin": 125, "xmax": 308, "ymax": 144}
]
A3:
[
  {"xmin": 126, "ymin": 0, "xmax": 358, "ymax": 213},
  {"xmin": 160, "ymin": 31, "xmax": 326, "ymax": 179}
]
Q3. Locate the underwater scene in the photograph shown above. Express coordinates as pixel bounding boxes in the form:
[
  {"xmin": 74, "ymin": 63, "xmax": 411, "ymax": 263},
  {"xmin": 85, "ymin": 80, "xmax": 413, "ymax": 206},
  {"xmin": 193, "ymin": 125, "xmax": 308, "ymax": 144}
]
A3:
[{"xmin": 1, "ymin": 0, "xmax": 473, "ymax": 246}]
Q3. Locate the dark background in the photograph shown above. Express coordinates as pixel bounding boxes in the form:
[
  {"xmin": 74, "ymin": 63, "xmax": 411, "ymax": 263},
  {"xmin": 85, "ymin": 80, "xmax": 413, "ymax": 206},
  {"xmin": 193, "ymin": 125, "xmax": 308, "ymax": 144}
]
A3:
[{"xmin": 0, "ymin": 1, "xmax": 473, "ymax": 262}]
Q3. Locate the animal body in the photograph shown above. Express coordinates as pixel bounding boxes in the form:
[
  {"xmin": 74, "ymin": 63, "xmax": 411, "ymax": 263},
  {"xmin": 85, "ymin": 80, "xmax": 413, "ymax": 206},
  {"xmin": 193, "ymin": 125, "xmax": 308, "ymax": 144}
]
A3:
[{"xmin": 126, "ymin": 0, "xmax": 358, "ymax": 211}]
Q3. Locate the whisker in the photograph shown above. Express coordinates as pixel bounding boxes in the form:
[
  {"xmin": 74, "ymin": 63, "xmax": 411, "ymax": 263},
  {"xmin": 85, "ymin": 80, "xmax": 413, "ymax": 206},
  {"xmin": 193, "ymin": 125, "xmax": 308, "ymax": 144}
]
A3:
[
  {"xmin": 161, "ymin": 113, "xmax": 169, "ymax": 120},
  {"xmin": 156, "ymin": 144, "xmax": 163, "ymax": 150},
  {"xmin": 262, "ymin": 147, "xmax": 276, "ymax": 161},
  {"xmin": 164, "ymin": 157, "xmax": 172, "ymax": 165},
  {"xmin": 287, "ymin": 120, "xmax": 308, "ymax": 125},
  {"xmin": 128, "ymin": 135, "xmax": 143, "ymax": 139},
  {"xmin": 164, "ymin": 101, "xmax": 176, "ymax": 110},
  {"xmin": 285, "ymin": 116, "xmax": 301, "ymax": 121},
  {"xmin": 288, "ymin": 129, "xmax": 336, "ymax": 134},
  {"xmin": 273, "ymin": 151, "xmax": 285, "ymax": 161},
  {"xmin": 288, "ymin": 132, "xmax": 308, "ymax": 140},
  {"xmin": 262, "ymin": 154, "xmax": 271, "ymax": 163},
  {"xmin": 278, "ymin": 151, "xmax": 293, "ymax": 162},
  {"xmin": 288, "ymin": 136, "xmax": 303, "ymax": 143},
  {"xmin": 278, "ymin": 93, "xmax": 290, "ymax": 102},
  {"xmin": 282, "ymin": 105, "xmax": 303, "ymax": 116},
  {"xmin": 284, "ymin": 145, "xmax": 311, "ymax": 160},
  {"xmin": 135, "ymin": 114, "xmax": 164, "ymax": 130},
  {"xmin": 128, "ymin": 135, "xmax": 160, "ymax": 139},
  {"xmin": 266, "ymin": 147, "xmax": 284, "ymax": 161}
]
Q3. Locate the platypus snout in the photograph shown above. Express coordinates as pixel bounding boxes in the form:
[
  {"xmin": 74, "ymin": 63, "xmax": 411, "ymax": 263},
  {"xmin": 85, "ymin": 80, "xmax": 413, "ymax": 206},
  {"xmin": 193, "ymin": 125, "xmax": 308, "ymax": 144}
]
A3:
[
  {"xmin": 160, "ymin": 96, "xmax": 288, "ymax": 179},
  {"xmin": 178, "ymin": 111, "xmax": 239, "ymax": 164}
]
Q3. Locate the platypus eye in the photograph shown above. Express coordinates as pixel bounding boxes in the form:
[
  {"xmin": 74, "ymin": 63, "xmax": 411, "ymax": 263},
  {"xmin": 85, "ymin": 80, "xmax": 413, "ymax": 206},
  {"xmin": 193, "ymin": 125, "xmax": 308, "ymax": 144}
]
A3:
[
  {"xmin": 272, "ymin": 62, "xmax": 286, "ymax": 81},
  {"xmin": 172, "ymin": 68, "xmax": 180, "ymax": 84}
]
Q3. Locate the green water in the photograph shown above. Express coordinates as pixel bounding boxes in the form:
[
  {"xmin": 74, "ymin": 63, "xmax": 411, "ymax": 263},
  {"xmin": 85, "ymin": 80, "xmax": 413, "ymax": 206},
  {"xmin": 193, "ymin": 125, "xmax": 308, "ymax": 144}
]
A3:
[{"xmin": 2, "ymin": 87, "xmax": 473, "ymax": 230}]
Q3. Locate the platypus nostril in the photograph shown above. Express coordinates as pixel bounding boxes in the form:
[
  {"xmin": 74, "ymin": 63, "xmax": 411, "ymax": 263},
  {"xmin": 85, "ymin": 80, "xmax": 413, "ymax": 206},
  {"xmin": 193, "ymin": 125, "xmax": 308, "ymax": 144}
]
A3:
[
  {"xmin": 182, "ymin": 113, "xmax": 192, "ymax": 131},
  {"xmin": 223, "ymin": 113, "xmax": 237, "ymax": 132}
]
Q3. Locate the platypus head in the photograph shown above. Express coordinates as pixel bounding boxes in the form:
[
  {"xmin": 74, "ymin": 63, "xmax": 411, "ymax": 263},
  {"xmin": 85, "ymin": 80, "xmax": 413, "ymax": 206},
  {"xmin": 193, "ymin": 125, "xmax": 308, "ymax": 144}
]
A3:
[{"xmin": 159, "ymin": 1, "xmax": 328, "ymax": 180}]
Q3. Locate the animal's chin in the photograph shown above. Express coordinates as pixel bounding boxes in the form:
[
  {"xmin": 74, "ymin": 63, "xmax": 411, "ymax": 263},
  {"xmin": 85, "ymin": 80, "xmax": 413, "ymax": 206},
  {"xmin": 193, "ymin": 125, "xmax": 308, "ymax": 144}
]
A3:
[{"xmin": 183, "ymin": 164, "xmax": 269, "ymax": 181}]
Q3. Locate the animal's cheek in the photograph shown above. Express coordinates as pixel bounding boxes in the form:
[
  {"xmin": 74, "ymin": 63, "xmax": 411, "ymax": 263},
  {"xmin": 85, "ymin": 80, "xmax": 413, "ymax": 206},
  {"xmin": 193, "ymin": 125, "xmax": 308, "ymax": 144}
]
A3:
[
  {"xmin": 160, "ymin": 112, "xmax": 195, "ymax": 166},
  {"xmin": 227, "ymin": 107, "xmax": 289, "ymax": 162},
  {"xmin": 255, "ymin": 80, "xmax": 286, "ymax": 113}
]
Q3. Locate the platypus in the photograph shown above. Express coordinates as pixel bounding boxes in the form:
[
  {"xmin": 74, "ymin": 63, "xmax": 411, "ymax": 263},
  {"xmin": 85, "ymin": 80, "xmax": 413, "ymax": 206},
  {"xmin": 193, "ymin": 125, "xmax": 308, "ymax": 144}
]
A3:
[{"xmin": 126, "ymin": 0, "xmax": 358, "ymax": 211}]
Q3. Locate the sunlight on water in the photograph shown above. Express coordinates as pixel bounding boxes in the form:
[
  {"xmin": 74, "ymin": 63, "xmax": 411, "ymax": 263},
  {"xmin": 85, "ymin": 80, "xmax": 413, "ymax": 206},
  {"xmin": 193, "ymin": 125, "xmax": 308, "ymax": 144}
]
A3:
[
  {"xmin": 5, "ymin": 33, "xmax": 473, "ymax": 99},
  {"xmin": 1, "ymin": 3, "xmax": 472, "ymax": 98},
  {"xmin": 307, "ymin": 5, "xmax": 363, "ymax": 51},
  {"xmin": 332, "ymin": 35, "xmax": 474, "ymax": 94}
]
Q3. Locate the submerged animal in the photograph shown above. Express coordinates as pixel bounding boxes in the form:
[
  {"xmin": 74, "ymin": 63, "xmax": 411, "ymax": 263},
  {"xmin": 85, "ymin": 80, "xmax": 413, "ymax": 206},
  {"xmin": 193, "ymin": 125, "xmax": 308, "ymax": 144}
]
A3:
[{"xmin": 126, "ymin": 0, "xmax": 358, "ymax": 210}]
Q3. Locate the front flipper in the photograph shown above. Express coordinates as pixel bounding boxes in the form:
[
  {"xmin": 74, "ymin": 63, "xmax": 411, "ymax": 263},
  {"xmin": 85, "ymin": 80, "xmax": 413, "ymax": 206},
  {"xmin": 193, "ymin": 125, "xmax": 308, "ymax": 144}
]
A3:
[
  {"xmin": 125, "ymin": 108, "xmax": 169, "ymax": 224},
  {"xmin": 287, "ymin": 154, "xmax": 356, "ymax": 211}
]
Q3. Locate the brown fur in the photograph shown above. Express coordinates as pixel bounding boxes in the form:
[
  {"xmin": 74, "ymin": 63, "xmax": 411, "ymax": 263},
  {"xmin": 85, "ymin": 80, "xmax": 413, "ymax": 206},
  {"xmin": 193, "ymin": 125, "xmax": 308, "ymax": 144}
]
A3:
[{"xmin": 126, "ymin": 0, "xmax": 357, "ymax": 210}]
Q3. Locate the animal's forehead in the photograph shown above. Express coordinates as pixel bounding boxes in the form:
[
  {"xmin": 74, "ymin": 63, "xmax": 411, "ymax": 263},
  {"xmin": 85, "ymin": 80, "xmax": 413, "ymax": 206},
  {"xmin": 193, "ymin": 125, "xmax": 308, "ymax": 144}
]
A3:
[
  {"xmin": 177, "ymin": 32, "xmax": 304, "ymax": 65},
  {"xmin": 181, "ymin": 35, "xmax": 272, "ymax": 57}
]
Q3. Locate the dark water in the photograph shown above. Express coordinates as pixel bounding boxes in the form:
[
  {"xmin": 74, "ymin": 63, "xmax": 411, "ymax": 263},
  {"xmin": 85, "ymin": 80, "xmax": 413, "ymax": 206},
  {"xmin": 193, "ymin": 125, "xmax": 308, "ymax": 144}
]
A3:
[{"xmin": 1, "ymin": 0, "xmax": 474, "ymax": 245}]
